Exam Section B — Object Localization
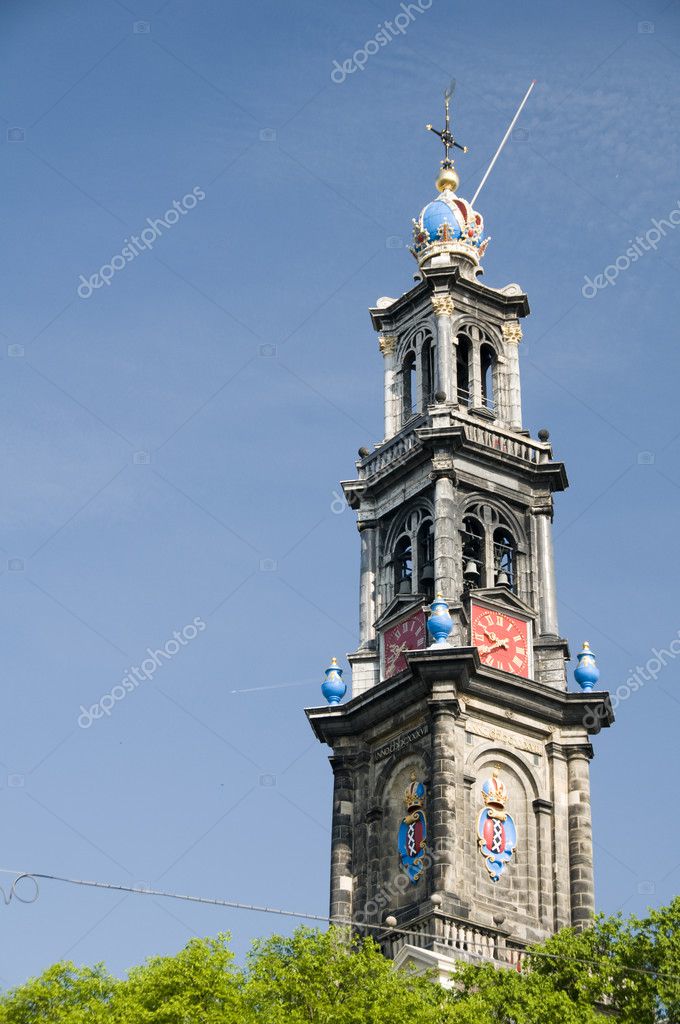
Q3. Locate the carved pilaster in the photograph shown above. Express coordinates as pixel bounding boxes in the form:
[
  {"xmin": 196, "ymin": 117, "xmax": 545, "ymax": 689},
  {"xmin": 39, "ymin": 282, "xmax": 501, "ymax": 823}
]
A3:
[
  {"xmin": 431, "ymin": 295, "xmax": 456, "ymax": 402},
  {"xmin": 378, "ymin": 334, "xmax": 398, "ymax": 438}
]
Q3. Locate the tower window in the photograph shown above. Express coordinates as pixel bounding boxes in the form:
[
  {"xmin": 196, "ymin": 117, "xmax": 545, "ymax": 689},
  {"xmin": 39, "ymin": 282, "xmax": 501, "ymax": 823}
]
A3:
[
  {"xmin": 460, "ymin": 504, "xmax": 520, "ymax": 597},
  {"xmin": 417, "ymin": 518, "xmax": 435, "ymax": 599},
  {"xmin": 402, "ymin": 351, "xmax": 417, "ymax": 421},
  {"xmin": 421, "ymin": 339, "xmax": 435, "ymax": 406},
  {"xmin": 493, "ymin": 527, "xmax": 516, "ymax": 590},
  {"xmin": 462, "ymin": 515, "xmax": 484, "ymax": 591},
  {"xmin": 390, "ymin": 507, "xmax": 433, "ymax": 599},
  {"xmin": 480, "ymin": 343, "xmax": 495, "ymax": 411},
  {"xmin": 394, "ymin": 535, "xmax": 413, "ymax": 594},
  {"xmin": 456, "ymin": 333, "xmax": 470, "ymax": 406}
]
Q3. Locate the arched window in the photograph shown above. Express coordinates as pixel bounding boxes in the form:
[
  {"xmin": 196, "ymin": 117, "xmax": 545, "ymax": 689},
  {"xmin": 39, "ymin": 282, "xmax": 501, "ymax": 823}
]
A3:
[
  {"xmin": 493, "ymin": 527, "xmax": 516, "ymax": 590},
  {"xmin": 460, "ymin": 504, "xmax": 520, "ymax": 597},
  {"xmin": 456, "ymin": 333, "xmax": 471, "ymax": 406},
  {"xmin": 402, "ymin": 351, "xmax": 417, "ymax": 421},
  {"xmin": 480, "ymin": 343, "xmax": 495, "ymax": 411},
  {"xmin": 421, "ymin": 339, "xmax": 435, "ymax": 406},
  {"xmin": 417, "ymin": 518, "xmax": 435, "ymax": 599},
  {"xmin": 391, "ymin": 508, "xmax": 433, "ymax": 598},
  {"xmin": 462, "ymin": 515, "xmax": 484, "ymax": 591},
  {"xmin": 394, "ymin": 535, "xmax": 413, "ymax": 594}
]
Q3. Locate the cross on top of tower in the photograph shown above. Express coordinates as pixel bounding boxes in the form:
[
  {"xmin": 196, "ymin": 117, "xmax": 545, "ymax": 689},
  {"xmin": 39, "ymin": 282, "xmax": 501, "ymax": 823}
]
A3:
[{"xmin": 425, "ymin": 80, "xmax": 468, "ymax": 190}]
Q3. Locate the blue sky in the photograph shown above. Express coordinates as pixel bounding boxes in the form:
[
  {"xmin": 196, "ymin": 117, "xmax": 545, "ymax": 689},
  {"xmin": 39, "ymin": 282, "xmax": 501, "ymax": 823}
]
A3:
[{"xmin": 1, "ymin": 0, "xmax": 679, "ymax": 989}]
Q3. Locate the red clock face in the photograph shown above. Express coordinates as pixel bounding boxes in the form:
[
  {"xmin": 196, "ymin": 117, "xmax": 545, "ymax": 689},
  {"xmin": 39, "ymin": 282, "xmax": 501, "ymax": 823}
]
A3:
[
  {"xmin": 470, "ymin": 604, "xmax": 530, "ymax": 678},
  {"xmin": 383, "ymin": 610, "xmax": 427, "ymax": 678}
]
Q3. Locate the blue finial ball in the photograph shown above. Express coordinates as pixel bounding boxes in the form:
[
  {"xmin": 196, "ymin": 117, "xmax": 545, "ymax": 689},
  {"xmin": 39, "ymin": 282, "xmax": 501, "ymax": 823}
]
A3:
[
  {"xmin": 427, "ymin": 593, "xmax": 453, "ymax": 646},
  {"xmin": 321, "ymin": 658, "xmax": 346, "ymax": 705},
  {"xmin": 574, "ymin": 642, "xmax": 600, "ymax": 691}
]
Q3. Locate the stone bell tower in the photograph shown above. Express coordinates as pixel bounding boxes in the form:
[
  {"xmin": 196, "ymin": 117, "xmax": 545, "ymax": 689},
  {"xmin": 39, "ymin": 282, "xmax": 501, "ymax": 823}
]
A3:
[{"xmin": 306, "ymin": 97, "xmax": 613, "ymax": 978}]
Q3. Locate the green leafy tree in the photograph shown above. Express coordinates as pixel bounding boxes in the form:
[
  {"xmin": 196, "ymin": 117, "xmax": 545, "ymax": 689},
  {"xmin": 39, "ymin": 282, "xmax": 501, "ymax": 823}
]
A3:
[{"xmin": 0, "ymin": 901, "xmax": 677, "ymax": 1023}]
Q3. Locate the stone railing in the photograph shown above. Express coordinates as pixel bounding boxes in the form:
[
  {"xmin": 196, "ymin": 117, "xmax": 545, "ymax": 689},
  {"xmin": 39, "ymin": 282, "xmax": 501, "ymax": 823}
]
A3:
[
  {"xmin": 358, "ymin": 427, "xmax": 420, "ymax": 480},
  {"xmin": 357, "ymin": 414, "xmax": 551, "ymax": 482},
  {"xmin": 457, "ymin": 416, "xmax": 550, "ymax": 465},
  {"xmin": 382, "ymin": 913, "xmax": 526, "ymax": 970}
]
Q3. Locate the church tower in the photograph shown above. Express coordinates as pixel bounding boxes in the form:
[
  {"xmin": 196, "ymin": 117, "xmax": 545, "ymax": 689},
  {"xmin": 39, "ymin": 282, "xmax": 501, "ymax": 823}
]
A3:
[{"xmin": 306, "ymin": 96, "xmax": 613, "ymax": 976}]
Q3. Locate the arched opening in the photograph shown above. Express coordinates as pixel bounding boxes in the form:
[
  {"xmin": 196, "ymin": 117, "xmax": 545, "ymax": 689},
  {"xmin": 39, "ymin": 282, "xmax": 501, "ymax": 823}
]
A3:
[
  {"xmin": 421, "ymin": 339, "xmax": 435, "ymax": 407},
  {"xmin": 462, "ymin": 516, "xmax": 484, "ymax": 591},
  {"xmin": 417, "ymin": 518, "xmax": 435, "ymax": 599},
  {"xmin": 480, "ymin": 343, "xmax": 495, "ymax": 411},
  {"xmin": 493, "ymin": 527, "xmax": 516, "ymax": 590},
  {"xmin": 402, "ymin": 351, "xmax": 417, "ymax": 422},
  {"xmin": 394, "ymin": 535, "xmax": 413, "ymax": 595},
  {"xmin": 456, "ymin": 334, "xmax": 471, "ymax": 406}
]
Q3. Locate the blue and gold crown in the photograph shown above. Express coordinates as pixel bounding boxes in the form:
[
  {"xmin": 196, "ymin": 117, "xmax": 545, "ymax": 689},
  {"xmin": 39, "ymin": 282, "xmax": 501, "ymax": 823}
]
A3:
[
  {"xmin": 412, "ymin": 183, "xmax": 490, "ymax": 269},
  {"xmin": 404, "ymin": 773, "xmax": 426, "ymax": 811},
  {"xmin": 481, "ymin": 769, "xmax": 508, "ymax": 809}
]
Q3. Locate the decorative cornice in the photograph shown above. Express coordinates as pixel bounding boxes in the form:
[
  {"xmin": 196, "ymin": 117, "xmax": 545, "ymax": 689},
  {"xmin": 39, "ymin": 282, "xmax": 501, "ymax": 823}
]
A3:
[
  {"xmin": 502, "ymin": 320, "xmax": 523, "ymax": 344},
  {"xmin": 431, "ymin": 295, "xmax": 455, "ymax": 317},
  {"xmin": 378, "ymin": 334, "xmax": 397, "ymax": 356}
]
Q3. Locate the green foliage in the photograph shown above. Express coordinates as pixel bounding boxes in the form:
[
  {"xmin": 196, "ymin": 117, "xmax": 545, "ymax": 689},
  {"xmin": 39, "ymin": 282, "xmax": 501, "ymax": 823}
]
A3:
[
  {"xmin": 525, "ymin": 895, "xmax": 680, "ymax": 1023},
  {"xmin": 0, "ymin": 901, "xmax": 677, "ymax": 1023}
]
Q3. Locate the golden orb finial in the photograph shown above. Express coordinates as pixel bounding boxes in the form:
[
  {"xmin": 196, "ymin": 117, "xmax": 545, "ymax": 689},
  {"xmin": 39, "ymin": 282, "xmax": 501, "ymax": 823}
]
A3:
[{"xmin": 436, "ymin": 164, "xmax": 459, "ymax": 192}]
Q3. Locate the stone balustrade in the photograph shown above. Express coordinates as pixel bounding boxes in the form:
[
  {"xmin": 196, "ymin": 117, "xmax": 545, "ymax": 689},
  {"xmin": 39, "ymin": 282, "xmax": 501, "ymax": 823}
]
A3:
[
  {"xmin": 357, "ymin": 415, "xmax": 551, "ymax": 482},
  {"xmin": 381, "ymin": 912, "xmax": 526, "ymax": 970}
]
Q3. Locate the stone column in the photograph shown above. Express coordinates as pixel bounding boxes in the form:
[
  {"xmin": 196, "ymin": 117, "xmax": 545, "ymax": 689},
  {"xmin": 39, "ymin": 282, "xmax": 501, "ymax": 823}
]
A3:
[
  {"xmin": 501, "ymin": 320, "xmax": 523, "ymax": 428},
  {"xmin": 365, "ymin": 805, "xmax": 383, "ymax": 922},
  {"xmin": 329, "ymin": 755, "xmax": 354, "ymax": 926},
  {"xmin": 358, "ymin": 521, "xmax": 377, "ymax": 649},
  {"xmin": 469, "ymin": 333, "xmax": 483, "ymax": 408},
  {"xmin": 429, "ymin": 701, "xmax": 458, "ymax": 895},
  {"xmin": 534, "ymin": 505, "xmax": 559, "ymax": 638},
  {"xmin": 379, "ymin": 334, "xmax": 398, "ymax": 439},
  {"xmin": 549, "ymin": 743, "xmax": 572, "ymax": 930},
  {"xmin": 567, "ymin": 746, "xmax": 595, "ymax": 930},
  {"xmin": 432, "ymin": 463, "xmax": 457, "ymax": 599},
  {"xmin": 533, "ymin": 798, "xmax": 555, "ymax": 931},
  {"xmin": 431, "ymin": 295, "xmax": 455, "ymax": 402}
]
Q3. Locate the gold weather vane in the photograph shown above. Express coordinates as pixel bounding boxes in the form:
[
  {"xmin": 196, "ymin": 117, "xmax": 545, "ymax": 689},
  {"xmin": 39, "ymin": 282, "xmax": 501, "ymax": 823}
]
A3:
[{"xmin": 425, "ymin": 80, "xmax": 468, "ymax": 168}]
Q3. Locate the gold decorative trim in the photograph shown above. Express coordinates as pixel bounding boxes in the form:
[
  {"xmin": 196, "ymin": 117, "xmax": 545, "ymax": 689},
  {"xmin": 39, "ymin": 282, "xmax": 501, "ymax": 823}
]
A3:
[
  {"xmin": 378, "ymin": 334, "xmax": 397, "ymax": 356},
  {"xmin": 431, "ymin": 295, "xmax": 455, "ymax": 317},
  {"xmin": 502, "ymin": 320, "xmax": 523, "ymax": 343}
]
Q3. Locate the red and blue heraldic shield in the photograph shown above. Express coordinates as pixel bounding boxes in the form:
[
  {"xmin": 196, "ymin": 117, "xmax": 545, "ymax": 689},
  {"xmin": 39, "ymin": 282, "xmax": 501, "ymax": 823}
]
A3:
[
  {"xmin": 477, "ymin": 808, "xmax": 517, "ymax": 882},
  {"xmin": 398, "ymin": 810, "xmax": 427, "ymax": 883}
]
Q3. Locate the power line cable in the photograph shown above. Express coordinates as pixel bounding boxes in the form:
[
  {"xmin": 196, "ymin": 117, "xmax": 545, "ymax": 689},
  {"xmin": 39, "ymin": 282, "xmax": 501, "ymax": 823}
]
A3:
[{"xmin": 1, "ymin": 869, "xmax": 676, "ymax": 985}]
